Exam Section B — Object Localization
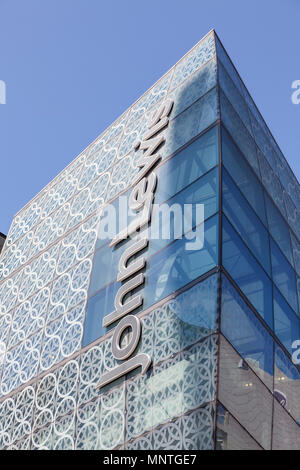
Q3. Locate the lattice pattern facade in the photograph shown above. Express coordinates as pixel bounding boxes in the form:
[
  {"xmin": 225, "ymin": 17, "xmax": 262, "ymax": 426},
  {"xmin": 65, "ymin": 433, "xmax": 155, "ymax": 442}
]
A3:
[{"xmin": 0, "ymin": 31, "xmax": 299, "ymax": 450}]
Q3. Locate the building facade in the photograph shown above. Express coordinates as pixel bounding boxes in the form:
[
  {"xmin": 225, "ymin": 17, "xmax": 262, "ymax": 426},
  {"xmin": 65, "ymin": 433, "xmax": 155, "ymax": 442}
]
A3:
[
  {"xmin": 0, "ymin": 233, "xmax": 5, "ymax": 254},
  {"xmin": 0, "ymin": 31, "xmax": 299, "ymax": 450}
]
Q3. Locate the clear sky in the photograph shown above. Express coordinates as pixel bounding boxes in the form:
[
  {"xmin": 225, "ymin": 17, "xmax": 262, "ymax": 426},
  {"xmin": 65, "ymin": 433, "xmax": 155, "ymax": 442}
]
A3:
[{"xmin": 0, "ymin": 0, "xmax": 299, "ymax": 234}]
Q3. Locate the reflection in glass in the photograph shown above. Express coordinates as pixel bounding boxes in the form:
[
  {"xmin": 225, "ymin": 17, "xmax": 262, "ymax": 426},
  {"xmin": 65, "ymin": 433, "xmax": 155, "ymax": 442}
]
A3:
[
  {"xmin": 273, "ymin": 287, "xmax": 300, "ymax": 355},
  {"xmin": 84, "ymin": 215, "xmax": 218, "ymax": 347},
  {"xmin": 222, "ymin": 215, "xmax": 273, "ymax": 328},
  {"xmin": 218, "ymin": 335, "xmax": 272, "ymax": 449},
  {"xmin": 271, "ymin": 239, "xmax": 298, "ymax": 314},
  {"xmin": 216, "ymin": 403, "xmax": 262, "ymax": 450},
  {"xmin": 274, "ymin": 344, "xmax": 300, "ymax": 424},
  {"xmin": 221, "ymin": 275, "xmax": 274, "ymax": 390},
  {"xmin": 222, "ymin": 126, "xmax": 267, "ymax": 225},
  {"xmin": 223, "ymin": 168, "xmax": 271, "ymax": 275}
]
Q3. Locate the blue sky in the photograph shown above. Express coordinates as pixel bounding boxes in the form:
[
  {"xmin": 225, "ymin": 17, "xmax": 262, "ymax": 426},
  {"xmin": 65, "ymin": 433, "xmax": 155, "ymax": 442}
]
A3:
[{"xmin": 0, "ymin": 0, "xmax": 299, "ymax": 234}]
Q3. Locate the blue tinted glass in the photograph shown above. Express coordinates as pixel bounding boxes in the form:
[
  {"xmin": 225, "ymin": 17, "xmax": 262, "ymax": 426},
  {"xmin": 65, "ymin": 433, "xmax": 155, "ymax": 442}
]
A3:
[
  {"xmin": 83, "ymin": 282, "xmax": 118, "ymax": 347},
  {"xmin": 167, "ymin": 274, "xmax": 219, "ymax": 333},
  {"xmin": 88, "ymin": 241, "xmax": 125, "ymax": 297},
  {"xmin": 149, "ymin": 167, "xmax": 218, "ymax": 256},
  {"xmin": 91, "ymin": 168, "xmax": 218, "ymax": 296},
  {"xmin": 223, "ymin": 168, "xmax": 271, "ymax": 275},
  {"xmin": 164, "ymin": 87, "xmax": 218, "ymax": 160},
  {"xmin": 270, "ymin": 239, "xmax": 298, "ymax": 314},
  {"xmin": 137, "ymin": 273, "xmax": 219, "ymax": 363},
  {"xmin": 83, "ymin": 215, "xmax": 218, "ymax": 347},
  {"xmin": 220, "ymin": 90, "xmax": 260, "ymax": 178},
  {"xmin": 250, "ymin": 113, "xmax": 277, "ymax": 171},
  {"xmin": 218, "ymin": 61, "xmax": 252, "ymax": 135},
  {"xmin": 155, "ymin": 126, "xmax": 218, "ymax": 204},
  {"xmin": 135, "ymin": 169, "xmax": 218, "ymax": 259},
  {"xmin": 96, "ymin": 126, "xmax": 218, "ymax": 252},
  {"xmin": 283, "ymin": 192, "xmax": 300, "ymax": 242},
  {"xmin": 265, "ymin": 193, "xmax": 293, "ymax": 267},
  {"xmin": 221, "ymin": 275, "xmax": 274, "ymax": 390},
  {"xmin": 258, "ymin": 149, "xmax": 287, "ymax": 219},
  {"xmin": 144, "ymin": 214, "xmax": 218, "ymax": 306},
  {"xmin": 273, "ymin": 287, "xmax": 300, "ymax": 354},
  {"xmin": 222, "ymin": 126, "xmax": 267, "ymax": 225},
  {"xmin": 291, "ymin": 233, "xmax": 300, "ymax": 278},
  {"xmin": 167, "ymin": 166, "xmax": 218, "ymax": 219},
  {"xmin": 95, "ymin": 187, "xmax": 131, "ymax": 250},
  {"xmin": 222, "ymin": 215, "xmax": 273, "ymax": 328},
  {"xmin": 215, "ymin": 37, "xmax": 243, "ymax": 93}
]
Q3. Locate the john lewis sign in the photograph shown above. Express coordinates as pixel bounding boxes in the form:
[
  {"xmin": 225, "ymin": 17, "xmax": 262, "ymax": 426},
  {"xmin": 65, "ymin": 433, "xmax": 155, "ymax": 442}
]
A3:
[{"xmin": 97, "ymin": 99, "xmax": 174, "ymax": 388}]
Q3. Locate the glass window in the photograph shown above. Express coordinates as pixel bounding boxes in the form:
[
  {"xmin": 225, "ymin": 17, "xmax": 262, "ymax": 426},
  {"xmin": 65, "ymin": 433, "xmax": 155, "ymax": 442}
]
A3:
[
  {"xmin": 149, "ymin": 167, "xmax": 218, "ymax": 257},
  {"xmin": 283, "ymin": 191, "xmax": 300, "ymax": 242},
  {"xmin": 291, "ymin": 233, "xmax": 300, "ymax": 278},
  {"xmin": 222, "ymin": 168, "xmax": 271, "ymax": 275},
  {"xmin": 265, "ymin": 193, "xmax": 293, "ymax": 267},
  {"xmin": 274, "ymin": 287, "xmax": 300, "ymax": 355},
  {"xmin": 274, "ymin": 344, "xmax": 300, "ymax": 425},
  {"xmin": 91, "ymin": 168, "xmax": 218, "ymax": 297},
  {"xmin": 88, "ymin": 242, "xmax": 121, "ymax": 297},
  {"xmin": 222, "ymin": 127, "xmax": 267, "ymax": 225},
  {"xmin": 257, "ymin": 149, "xmax": 287, "ymax": 219},
  {"xmin": 272, "ymin": 399, "xmax": 300, "ymax": 450},
  {"xmin": 220, "ymin": 90, "xmax": 260, "ymax": 178},
  {"xmin": 95, "ymin": 125, "xmax": 219, "ymax": 252},
  {"xmin": 218, "ymin": 61, "xmax": 252, "ymax": 136},
  {"xmin": 155, "ymin": 126, "xmax": 218, "ymax": 204},
  {"xmin": 136, "ymin": 273, "xmax": 219, "ymax": 364},
  {"xmin": 144, "ymin": 214, "xmax": 218, "ymax": 307},
  {"xmin": 270, "ymin": 239, "xmax": 298, "ymax": 314},
  {"xmin": 216, "ymin": 403, "xmax": 262, "ymax": 450},
  {"xmin": 218, "ymin": 335, "xmax": 272, "ymax": 449},
  {"xmin": 84, "ymin": 214, "xmax": 218, "ymax": 347},
  {"xmin": 222, "ymin": 215, "xmax": 273, "ymax": 328},
  {"xmin": 95, "ymin": 186, "xmax": 131, "ymax": 250},
  {"xmin": 215, "ymin": 38, "xmax": 243, "ymax": 94},
  {"xmin": 164, "ymin": 87, "xmax": 218, "ymax": 160},
  {"xmin": 126, "ymin": 336, "xmax": 217, "ymax": 441},
  {"xmin": 125, "ymin": 404, "xmax": 215, "ymax": 450},
  {"xmin": 82, "ymin": 281, "xmax": 118, "ymax": 347},
  {"xmin": 221, "ymin": 274, "xmax": 274, "ymax": 390},
  {"xmin": 250, "ymin": 113, "xmax": 277, "ymax": 171}
]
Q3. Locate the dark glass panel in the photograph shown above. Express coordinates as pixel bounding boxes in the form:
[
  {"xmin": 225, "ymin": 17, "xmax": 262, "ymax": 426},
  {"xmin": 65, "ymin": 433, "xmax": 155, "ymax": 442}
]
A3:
[
  {"xmin": 220, "ymin": 90, "xmax": 260, "ymax": 177},
  {"xmin": 221, "ymin": 275, "xmax": 274, "ymax": 390},
  {"xmin": 270, "ymin": 239, "xmax": 298, "ymax": 314},
  {"xmin": 223, "ymin": 168, "xmax": 271, "ymax": 275},
  {"xmin": 222, "ymin": 126, "xmax": 267, "ymax": 225},
  {"xmin": 84, "ymin": 215, "xmax": 218, "ymax": 347},
  {"xmin": 222, "ymin": 215, "xmax": 273, "ymax": 328},
  {"xmin": 273, "ymin": 287, "xmax": 300, "ymax": 355},
  {"xmin": 265, "ymin": 193, "xmax": 293, "ymax": 267}
]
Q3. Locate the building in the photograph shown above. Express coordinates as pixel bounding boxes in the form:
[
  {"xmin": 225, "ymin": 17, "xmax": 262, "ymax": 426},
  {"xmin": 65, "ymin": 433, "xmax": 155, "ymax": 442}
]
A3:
[
  {"xmin": 0, "ymin": 233, "xmax": 5, "ymax": 254},
  {"xmin": 0, "ymin": 30, "xmax": 299, "ymax": 450}
]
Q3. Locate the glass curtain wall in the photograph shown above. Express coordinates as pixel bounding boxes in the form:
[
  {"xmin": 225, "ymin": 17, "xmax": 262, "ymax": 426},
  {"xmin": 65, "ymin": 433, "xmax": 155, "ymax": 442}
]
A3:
[
  {"xmin": 0, "ymin": 30, "xmax": 299, "ymax": 450},
  {"xmin": 216, "ymin": 32, "xmax": 300, "ymax": 450}
]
